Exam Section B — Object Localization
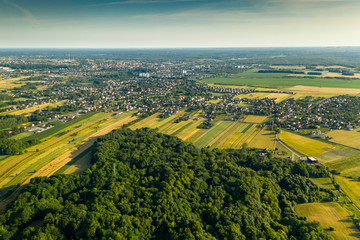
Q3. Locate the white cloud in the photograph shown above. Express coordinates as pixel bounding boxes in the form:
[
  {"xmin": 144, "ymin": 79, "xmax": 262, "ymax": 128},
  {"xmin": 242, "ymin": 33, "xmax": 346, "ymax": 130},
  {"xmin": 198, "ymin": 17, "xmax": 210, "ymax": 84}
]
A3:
[
  {"xmin": 91, "ymin": 0, "xmax": 203, "ymax": 7},
  {"xmin": 3, "ymin": 0, "xmax": 35, "ymax": 21}
]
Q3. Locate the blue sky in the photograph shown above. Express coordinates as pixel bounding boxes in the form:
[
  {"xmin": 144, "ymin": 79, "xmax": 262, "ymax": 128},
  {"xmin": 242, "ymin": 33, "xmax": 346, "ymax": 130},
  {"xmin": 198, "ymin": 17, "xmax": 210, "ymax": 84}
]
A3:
[{"xmin": 0, "ymin": 0, "xmax": 359, "ymax": 48}]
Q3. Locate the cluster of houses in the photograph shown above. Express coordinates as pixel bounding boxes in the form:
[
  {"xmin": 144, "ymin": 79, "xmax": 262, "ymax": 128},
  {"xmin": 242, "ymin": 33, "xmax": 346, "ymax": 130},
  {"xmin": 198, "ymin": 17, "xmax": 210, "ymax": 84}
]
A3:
[{"xmin": 2, "ymin": 55, "xmax": 360, "ymax": 143}]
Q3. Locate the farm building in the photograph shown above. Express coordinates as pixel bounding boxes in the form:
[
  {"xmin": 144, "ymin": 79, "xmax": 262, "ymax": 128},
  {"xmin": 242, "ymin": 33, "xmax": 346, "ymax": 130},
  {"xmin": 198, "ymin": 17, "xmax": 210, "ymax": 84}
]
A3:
[
  {"xmin": 307, "ymin": 157, "xmax": 318, "ymax": 163},
  {"xmin": 300, "ymin": 156, "xmax": 318, "ymax": 164}
]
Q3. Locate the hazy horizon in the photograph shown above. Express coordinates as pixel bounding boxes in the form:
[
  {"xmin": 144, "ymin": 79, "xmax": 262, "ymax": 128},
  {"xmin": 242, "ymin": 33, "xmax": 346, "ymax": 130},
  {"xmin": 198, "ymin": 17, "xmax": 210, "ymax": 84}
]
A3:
[{"xmin": 1, "ymin": 0, "xmax": 359, "ymax": 48}]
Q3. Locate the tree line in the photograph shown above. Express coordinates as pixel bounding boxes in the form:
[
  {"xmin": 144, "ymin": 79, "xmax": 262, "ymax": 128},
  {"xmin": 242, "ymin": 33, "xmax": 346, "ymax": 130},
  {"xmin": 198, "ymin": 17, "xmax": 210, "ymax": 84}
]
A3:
[{"xmin": 0, "ymin": 128, "xmax": 334, "ymax": 239}]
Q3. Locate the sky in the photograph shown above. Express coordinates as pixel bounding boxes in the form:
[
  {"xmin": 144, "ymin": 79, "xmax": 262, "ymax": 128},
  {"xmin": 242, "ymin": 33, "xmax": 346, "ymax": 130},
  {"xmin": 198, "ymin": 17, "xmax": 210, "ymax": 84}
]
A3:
[{"xmin": 0, "ymin": 0, "xmax": 359, "ymax": 48}]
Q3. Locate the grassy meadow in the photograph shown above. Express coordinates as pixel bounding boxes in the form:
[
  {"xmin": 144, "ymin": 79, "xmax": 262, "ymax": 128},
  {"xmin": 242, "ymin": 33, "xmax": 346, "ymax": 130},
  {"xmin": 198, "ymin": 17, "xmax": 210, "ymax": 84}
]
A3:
[{"xmin": 334, "ymin": 176, "xmax": 360, "ymax": 210}]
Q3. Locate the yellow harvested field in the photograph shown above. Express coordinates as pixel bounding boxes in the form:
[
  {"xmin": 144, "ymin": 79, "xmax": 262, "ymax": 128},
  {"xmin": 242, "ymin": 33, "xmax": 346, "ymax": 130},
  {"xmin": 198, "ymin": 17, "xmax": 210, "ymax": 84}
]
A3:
[
  {"xmin": 279, "ymin": 130, "xmax": 337, "ymax": 156},
  {"xmin": 265, "ymin": 93, "xmax": 290, "ymax": 102},
  {"xmin": 237, "ymin": 92, "xmax": 269, "ymax": 99},
  {"xmin": 295, "ymin": 202, "xmax": 360, "ymax": 240},
  {"xmin": 325, "ymin": 72, "xmax": 360, "ymax": 79},
  {"xmin": 319, "ymin": 65, "xmax": 349, "ymax": 69},
  {"xmin": 2, "ymin": 100, "xmax": 66, "ymax": 116},
  {"xmin": 248, "ymin": 129, "xmax": 276, "ymax": 149},
  {"xmin": 208, "ymin": 99, "xmax": 222, "ymax": 104},
  {"xmin": 326, "ymin": 129, "xmax": 360, "ymax": 149},
  {"xmin": 244, "ymin": 115, "xmax": 267, "ymax": 123},
  {"xmin": 288, "ymin": 85, "xmax": 360, "ymax": 96}
]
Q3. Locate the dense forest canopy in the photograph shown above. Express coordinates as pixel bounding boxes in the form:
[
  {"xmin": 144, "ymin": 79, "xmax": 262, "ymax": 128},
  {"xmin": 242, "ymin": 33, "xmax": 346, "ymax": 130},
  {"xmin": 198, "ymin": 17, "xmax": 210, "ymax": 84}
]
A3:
[{"xmin": 0, "ymin": 128, "xmax": 334, "ymax": 239}]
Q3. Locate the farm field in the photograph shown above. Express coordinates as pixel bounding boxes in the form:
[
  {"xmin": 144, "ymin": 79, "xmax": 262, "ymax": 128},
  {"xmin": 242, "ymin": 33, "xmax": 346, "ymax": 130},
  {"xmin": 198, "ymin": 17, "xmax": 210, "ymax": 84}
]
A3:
[
  {"xmin": 130, "ymin": 111, "xmax": 210, "ymax": 143},
  {"xmin": 316, "ymin": 148, "xmax": 358, "ymax": 163},
  {"xmin": 295, "ymin": 202, "xmax": 360, "ymax": 240},
  {"xmin": 243, "ymin": 115, "xmax": 267, "ymax": 123},
  {"xmin": 0, "ymin": 111, "xmax": 136, "ymax": 188},
  {"xmin": 279, "ymin": 130, "xmax": 337, "ymax": 156},
  {"xmin": 236, "ymin": 92, "xmax": 269, "ymax": 99},
  {"xmin": 130, "ymin": 111, "xmax": 184, "ymax": 130},
  {"xmin": 226, "ymin": 124, "xmax": 258, "ymax": 149},
  {"xmin": 129, "ymin": 112, "xmax": 276, "ymax": 150},
  {"xmin": 209, "ymin": 122, "xmax": 276, "ymax": 150},
  {"xmin": 326, "ymin": 128, "xmax": 360, "ymax": 149},
  {"xmin": 192, "ymin": 121, "xmax": 233, "ymax": 148},
  {"xmin": 1, "ymin": 100, "xmax": 66, "ymax": 116},
  {"xmin": 203, "ymin": 75, "xmax": 360, "ymax": 89},
  {"xmin": 265, "ymin": 93, "xmax": 290, "ymax": 102},
  {"xmin": 0, "ymin": 112, "xmax": 108, "ymax": 188},
  {"xmin": 325, "ymin": 72, "xmax": 360, "ymax": 79},
  {"xmin": 207, "ymin": 121, "xmax": 245, "ymax": 148},
  {"xmin": 235, "ymin": 92, "xmax": 291, "ymax": 102},
  {"xmin": 317, "ymin": 150, "xmax": 360, "ymax": 178},
  {"xmin": 247, "ymin": 128, "xmax": 276, "ymax": 149},
  {"xmin": 288, "ymin": 85, "xmax": 360, "ymax": 97},
  {"xmin": 0, "ymin": 76, "xmax": 31, "ymax": 89},
  {"xmin": 23, "ymin": 112, "xmax": 137, "ymax": 183},
  {"xmin": 334, "ymin": 176, "xmax": 360, "ymax": 211},
  {"xmin": 175, "ymin": 119, "xmax": 206, "ymax": 142}
]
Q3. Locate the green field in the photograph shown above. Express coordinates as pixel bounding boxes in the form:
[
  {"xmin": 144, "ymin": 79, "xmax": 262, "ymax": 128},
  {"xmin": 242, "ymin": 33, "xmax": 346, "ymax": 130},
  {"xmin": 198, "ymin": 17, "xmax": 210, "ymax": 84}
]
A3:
[
  {"xmin": 9, "ymin": 132, "xmax": 33, "ymax": 140},
  {"xmin": 295, "ymin": 202, "xmax": 360, "ymax": 240},
  {"xmin": 203, "ymin": 70, "xmax": 360, "ymax": 89}
]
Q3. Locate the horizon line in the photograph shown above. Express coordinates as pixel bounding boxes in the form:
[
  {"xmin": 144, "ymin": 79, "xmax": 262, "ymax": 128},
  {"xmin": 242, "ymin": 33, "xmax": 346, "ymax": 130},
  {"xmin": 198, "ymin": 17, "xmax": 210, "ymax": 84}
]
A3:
[{"xmin": 1, "ymin": 46, "xmax": 360, "ymax": 50}]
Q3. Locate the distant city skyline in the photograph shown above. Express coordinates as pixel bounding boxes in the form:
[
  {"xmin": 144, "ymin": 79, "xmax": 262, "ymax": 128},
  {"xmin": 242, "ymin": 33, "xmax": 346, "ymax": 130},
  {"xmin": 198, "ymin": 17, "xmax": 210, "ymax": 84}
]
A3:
[{"xmin": 0, "ymin": 0, "xmax": 359, "ymax": 48}]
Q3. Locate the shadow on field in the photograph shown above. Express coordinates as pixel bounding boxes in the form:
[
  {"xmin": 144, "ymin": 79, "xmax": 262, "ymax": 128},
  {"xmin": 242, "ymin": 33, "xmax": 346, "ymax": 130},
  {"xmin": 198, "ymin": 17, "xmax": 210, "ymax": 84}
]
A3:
[{"xmin": 0, "ymin": 185, "xmax": 18, "ymax": 202}]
